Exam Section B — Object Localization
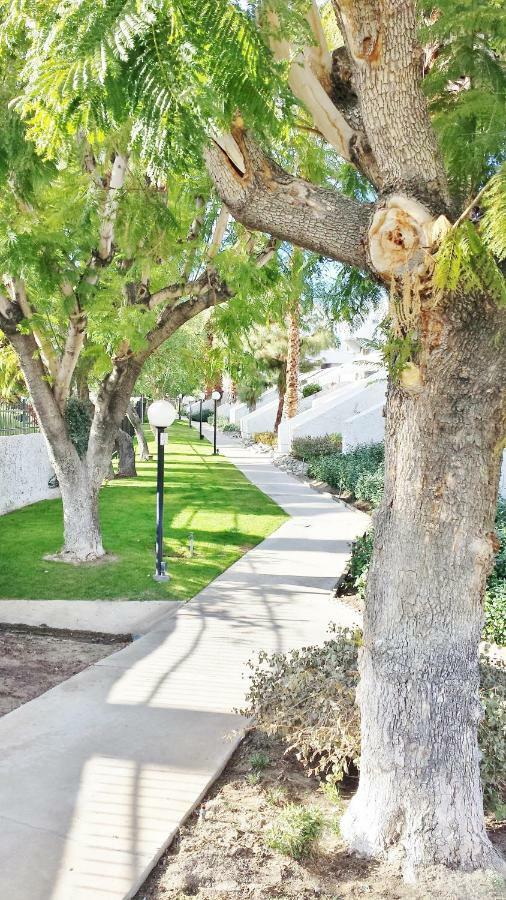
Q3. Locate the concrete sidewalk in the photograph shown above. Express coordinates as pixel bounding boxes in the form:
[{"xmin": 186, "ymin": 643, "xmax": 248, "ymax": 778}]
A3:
[{"xmin": 0, "ymin": 429, "xmax": 368, "ymax": 900}]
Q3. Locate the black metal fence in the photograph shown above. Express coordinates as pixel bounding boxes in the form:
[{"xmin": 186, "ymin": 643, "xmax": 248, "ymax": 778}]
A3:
[{"xmin": 0, "ymin": 400, "xmax": 39, "ymax": 436}]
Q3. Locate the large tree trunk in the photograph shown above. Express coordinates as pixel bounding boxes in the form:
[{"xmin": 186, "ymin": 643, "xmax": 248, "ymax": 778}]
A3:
[
  {"xmin": 57, "ymin": 461, "xmax": 104, "ymax": 562},
  {"xmin": 274, "ymin": 368, "xmax": 286, "ymax": 433},
  {"xmin": 283, "ymin": 305, "xmax": 300, "ymax": 419},
  {"xmin": 341, "ymin": 296, "xmax": 506, "ymax": 875}
]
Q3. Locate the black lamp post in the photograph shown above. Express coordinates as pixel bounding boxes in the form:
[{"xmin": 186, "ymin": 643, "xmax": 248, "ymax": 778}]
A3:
[
  {"xmin": 211, "ymin": 390, "xmax": 221, "ymax": 455},
  {"xmin": 147, "ymin": 399, "xmax": 177, "ymax": 581},
  {"xmin": 198, "ymin": 392, "xmax": 205, "ymax": 440},
  {"xmin": 177, "ymin": 393, "xmax": 183, "ymax": 420}
]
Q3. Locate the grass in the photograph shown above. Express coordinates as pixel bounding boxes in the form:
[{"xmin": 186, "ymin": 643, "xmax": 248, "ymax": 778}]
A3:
[
  {"xmin": 264, "ymin": 803, "xmax": 324, "ymax": 859},
  {"xmin": 0, "ymin": 421, "xmax": 287, "ymax": 601}
]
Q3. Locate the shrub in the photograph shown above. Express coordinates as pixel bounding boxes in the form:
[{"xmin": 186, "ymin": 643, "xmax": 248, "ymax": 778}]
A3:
[
  {"xmin": 354, "ymin": 464, "xmax": 384, "ymax": 507},
  {"xmin": 222, "ymin": 422, "xmax": 240, "ymax": 433},
  {"xmin": 291, "ymin": 433, "xmax": 342, "ymax": 461},
  {"xmin": 245, "ymin": 627, "xmax": 506, "ymax": 814},
  {"xmin": 65, "ymin": 398, "xmax": 91, "ymax": 458},
  {"xmin": 265, "ymin": 804, "xmax": 324, "ymax": 859},
  {"xmin": 308, "ymin": 442, "xmax": 384, "ymax": 498},
  {"xmin": 190, "ymin": 407, "xmax": 213, "ymax": 422},
  {"xmin": 254, "ymin": 431, "xmax": 277, "ymax": 447},
  {"xmin": 484, "ymin": 578, "xmax": 506, "ymax": 646},
  {"xmin": 302, "ymin": 382, "xmax": 322, "ymax": 399}
]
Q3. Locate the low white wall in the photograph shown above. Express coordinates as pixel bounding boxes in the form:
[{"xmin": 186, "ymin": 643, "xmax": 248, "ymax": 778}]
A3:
[
  {"xmin": 278, "ymin": 379, "xmax": 387, "ymax": 453},
  {"xmin": 342, "ymin": 402, "xmax": 385, "ymax": 452},
  {"xmin": 0, "ymin": 433, "xmax": 60, "ymax": 515}
]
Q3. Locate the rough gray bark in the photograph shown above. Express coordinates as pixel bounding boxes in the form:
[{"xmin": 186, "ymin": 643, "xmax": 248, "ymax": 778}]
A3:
[
  {"xmin": 115, "ymin": 429, "xmax": 137, "ymax": 477},
  {"xmin": 341, "ymin": 296, "xmax": 506, "ymax": 875}
]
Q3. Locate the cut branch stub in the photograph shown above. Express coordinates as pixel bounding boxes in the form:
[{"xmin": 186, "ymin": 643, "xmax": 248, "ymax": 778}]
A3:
[{"xmin": 368, "ymin": 194, "xmax": 435, "ymax": 279}]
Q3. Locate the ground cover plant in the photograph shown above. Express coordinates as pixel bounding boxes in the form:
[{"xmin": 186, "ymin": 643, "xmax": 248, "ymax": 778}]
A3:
[
  {"xmin": 0, "ymin": 422, "xmax": 286, "ymax": 601},
  {"xmin": 301, "ymin": 382, "xmax": 322, "ymax": 398},
  {"xmin": 307, "ymin": 442, "xmax": 384, "ymax": 502}
]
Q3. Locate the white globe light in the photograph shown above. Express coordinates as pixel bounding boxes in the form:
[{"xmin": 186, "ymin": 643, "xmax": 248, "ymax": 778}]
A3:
[
  {"xmin": 186, "ymin": 395, "xmax": 195, "ymax": 403},
  {"xmin": 211, "ymin": 390, "xmax": 221, "ymax": 400},
  {"xmin": 147, "ymin": 399, "xmax": 177, "ymax": 429}
]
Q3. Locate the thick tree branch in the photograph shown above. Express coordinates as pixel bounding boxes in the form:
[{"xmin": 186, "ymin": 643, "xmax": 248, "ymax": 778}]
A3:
[
  {"xmin": 8, "ymin": 278, "xmax": 59, "ymax": 381},
  {"xmin": 205, "ymin": 130, "xmax": 373, "ymax": 269},
  {"xmin": 53, "ymin": 311, "xmax": 87, "ymax": 410}
]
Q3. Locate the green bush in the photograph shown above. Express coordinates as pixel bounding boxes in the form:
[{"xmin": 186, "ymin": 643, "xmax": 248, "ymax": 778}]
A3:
[
  {"xmin": 308, "ymin": 442, "xmax": 384, "ymax": 498},
  {"xmin": 245, "ymin": 627, "xmax": 506, "ymax": 815},
  {"xmin": 190, "ymin": 407, "xmax": 213, "ymax": 422},
  {"xmin": 292, "ymin": 433, "xmax": 342, "ymax": 461},
  {"xmin": 222, "ymin": 422, "xmax": 240, "ymax": 433},
  {"xmin": 301, "ymin": 382, "xmax": 322, "ymax": 399},
  {"xmin": 254, "ymin": 431, "xmax": 277, "ymax": 447},
  {"xmin": 265, "ymin": 804, "xmax": 324, "ymax": 859},
  {"xmin": 65, "ymin": 398, "xmax": 91, "ymax": 458},
  {"xmin": 354, "ymin": 465, "xmax": 384, "ymax": 506}
]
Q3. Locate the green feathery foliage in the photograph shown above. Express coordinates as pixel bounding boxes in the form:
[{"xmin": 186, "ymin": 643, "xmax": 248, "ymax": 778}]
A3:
[{"xmin": 419, "ymin": 0, "xmax": 506, "ymax": 202}]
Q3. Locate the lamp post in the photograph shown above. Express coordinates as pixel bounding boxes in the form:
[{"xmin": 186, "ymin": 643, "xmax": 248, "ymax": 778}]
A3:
[
  {"xmin": 211, "ymin": 390, "xmax": 221, "ymax": 455},
  {"xmin": 147, "ymin": 399, "xmax": 177, "ymax": 582},
  {"xmin": 177, "ymin": 393, "xmax": 183, "ymax": 420},
  {"xmin": 198, "ymin": 392, "xmax": 205, "ymax": 440}
]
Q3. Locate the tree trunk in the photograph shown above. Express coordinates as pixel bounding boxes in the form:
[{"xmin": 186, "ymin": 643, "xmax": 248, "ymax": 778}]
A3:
[
  {"xmin": 115, "ymin": 428, "xmax": 137, "ymax": 477},
  {"xmin": 127, "ymin": 402, "xmax": 150, "ymax": 460},
  {"xmin": 56, "ymin": 462, "xmax": 104, "ymax": 562},
  {"xmin": 283, "ymin": 305, "xmax": 300, "ymax": 419},
  {"xmin": 341, "ymin": 296, "xmax": 506, "ymax": 876},
  {"xmin": 274, "ymin": 379, "xmax": 286, "ymax": 433}
]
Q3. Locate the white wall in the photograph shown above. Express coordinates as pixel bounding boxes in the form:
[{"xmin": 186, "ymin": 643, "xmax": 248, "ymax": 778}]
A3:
[
  {"xmin": 277, "ymin": 379, "xmax": 387, "ymax": 453},
  {"xmin": 342, "ymin": 402, "xmax": 385, "ymax": 452},
  {"xmin": 0, "ymin": 433, "xmax": 60, "ymax": 515}
]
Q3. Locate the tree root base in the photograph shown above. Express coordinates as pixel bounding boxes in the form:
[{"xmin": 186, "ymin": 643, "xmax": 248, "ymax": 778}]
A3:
[{"xmin": 43, "ymin": 551, "xmax": 118, "ymax": 566}]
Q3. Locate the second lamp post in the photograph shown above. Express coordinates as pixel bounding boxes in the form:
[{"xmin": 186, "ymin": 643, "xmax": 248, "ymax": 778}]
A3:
[
  {"xmin": 147, "ymin": 399, "xmax": 177, "ymax": 582},
  {"xmin": 198, "ymin": 392, "xmax": 205, "ymax": 440}
]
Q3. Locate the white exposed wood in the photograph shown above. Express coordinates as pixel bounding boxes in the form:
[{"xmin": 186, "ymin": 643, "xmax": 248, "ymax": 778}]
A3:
[
  {"xmin": 268, "ymin": 11, "xmax": 354, "ymax": 160},
  {"xmin": 98, "ymin": 153, "xmax": 128, "ymax": 261},
  {"xmin": 207, "ymin": 205, "xmax": 230, "ymax": 260},
  {"xmin": 210, "ymin": 129, "xmax": 246, "ymax": 174},
  {"xmin": 54, "ymin": 313, "xmax": 87, "ymax": 410}
]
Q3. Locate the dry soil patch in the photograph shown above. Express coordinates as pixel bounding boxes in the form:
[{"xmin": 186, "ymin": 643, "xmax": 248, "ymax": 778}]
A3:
[
  {"xmin": 135, "ymin": 732, "xmax": 505, "ymax": 900},
  {"xmin": 0, "ymin": 624, "xmax": 130, "ymax": 715}
]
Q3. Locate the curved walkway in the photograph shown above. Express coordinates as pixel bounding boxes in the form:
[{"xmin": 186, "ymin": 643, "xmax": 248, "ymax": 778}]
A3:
[{"xmin": 0, "ymin": 428, "xmax": 369, "ymax": 900}]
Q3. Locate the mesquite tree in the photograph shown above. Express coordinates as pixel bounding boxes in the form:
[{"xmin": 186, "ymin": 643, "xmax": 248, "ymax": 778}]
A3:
[
  {"xmin": 4, "ymin": 0, "xmax": 505, "ymax": 876},
  {"xmin": 204, "ymin": 2, "xmax": 506, "ymax": 874}
]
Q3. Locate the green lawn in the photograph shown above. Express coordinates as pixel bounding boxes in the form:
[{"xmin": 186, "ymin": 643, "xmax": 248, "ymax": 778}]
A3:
[{"xmin": 0, "ymin": 421, "xmax": 286, "ymax": 601}]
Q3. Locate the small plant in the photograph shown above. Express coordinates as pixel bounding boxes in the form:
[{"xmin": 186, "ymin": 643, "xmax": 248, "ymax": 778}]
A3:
[
  {"xmin": 265, "ymin": 804, "xmax": 323, "ymax": 859},
  {"xmin": 291, "ymin": 433, "xmax": 342, "ymax": 461},
  {"xmin": 246, "ymin": 771, "xmax": 262, "ymax": 786},
  {"xmin": 249, "ymin": 750, "xmax": 270, "ymax": 772},
  {"xmin": 254, "ymin": 431, "xmax": 277, "ymax": 447},
  {"xmin": 302, "ymin": 382, "xmax": 322, "ymax": 398},
  {"xmin": 222, "ymin": 422, "xmax": 241, "ymax": 433},
  {"xmin": 265, "ymin": 786, "xmax": 287, "ymax": 806}
]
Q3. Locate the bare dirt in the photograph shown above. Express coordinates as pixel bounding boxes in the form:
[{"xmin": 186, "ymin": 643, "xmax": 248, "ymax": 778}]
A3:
[
  {"xmin": 0, "ymin": 625, "xmax": 130, "ymax": 715},
  {"xmin": 135, "ymin": 731, "xmax": 506, "ymax": 900}
]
